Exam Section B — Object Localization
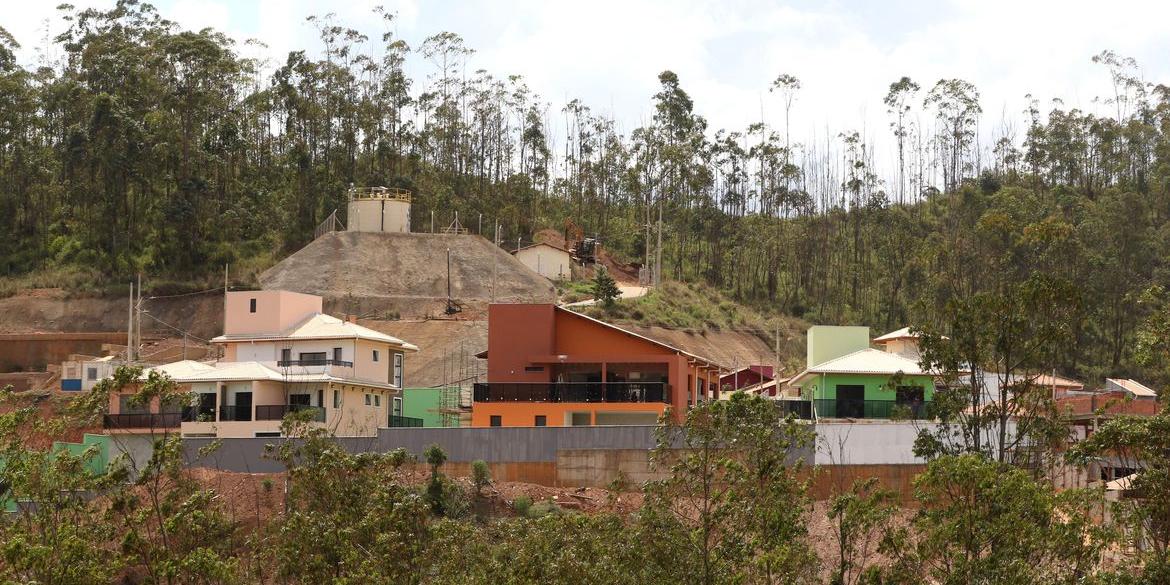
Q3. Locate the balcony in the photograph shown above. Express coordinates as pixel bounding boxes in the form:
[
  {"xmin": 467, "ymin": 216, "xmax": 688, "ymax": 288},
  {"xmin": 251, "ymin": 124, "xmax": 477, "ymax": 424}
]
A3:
[
  {"xmin": 388, "ymin": 415, "xmax": 424, "ymax": 427},
  {"xmin": 103, "ymin": 412, "xmax": 183, "ymax": 429},
  {"xmin": 219, "ymin": 405, "xmax": 253, "ymax": 422},
  {"xmin": 812, "ymin": 399, "xmax": 934, "ymax": 420},
  {"xmin": 256, "ymin": 404, "xmax": 326, "ymax": 422},
  {"xmin": 473, "ymin": 382, "xmax": 669, "ymax": 403},
  {"xmin": 277, "ymin": 358, "xmax": 354, "ymax": 368}
]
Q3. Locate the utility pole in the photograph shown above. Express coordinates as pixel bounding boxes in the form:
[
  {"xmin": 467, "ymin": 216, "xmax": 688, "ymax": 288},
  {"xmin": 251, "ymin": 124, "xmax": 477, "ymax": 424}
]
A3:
[
  {"xmin": 135, "ymin": 273, "xmax": 142, "ymax": 362},
  {"xmin": 431, "ymin": 210, "xmax": 434, "ymax": 233},
  {"xmin": 478, "ymin": 213, "xmax": 482, "ymax": 235},
  {"xmin": 127, "ymin": 281, "xmax": 134, "ymax": 363},
  {"xmin": 655, "ymin": 200, "xmax": 663, "ymax": 287}
]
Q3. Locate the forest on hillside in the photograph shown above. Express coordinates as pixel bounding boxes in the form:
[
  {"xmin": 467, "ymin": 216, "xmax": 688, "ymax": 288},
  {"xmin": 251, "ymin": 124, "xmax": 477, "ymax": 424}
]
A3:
[{"xmin": 2, "ymin": 2, "xmax": 1170, "ymax": 382}]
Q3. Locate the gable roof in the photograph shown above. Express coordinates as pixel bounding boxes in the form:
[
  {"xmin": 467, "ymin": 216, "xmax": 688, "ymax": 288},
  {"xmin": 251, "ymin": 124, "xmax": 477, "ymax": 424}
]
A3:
[
  {"xmin": 790, "ymin": 348, "xmax": 928, "ymax": 386},
  {"xmin": 164, "ymin": 360, "xmax": 399, "ymax": 390},
  {"xmin": 555, "ymin": 306, "xmax": 725, "ymax": 369},
  {"xmin": 512, "ymin": 242, "xmax": 570, "ymax": 254},
  {"xmin": 873, "ymin": 327, "xmax": 918, "ymax": 342},
  {"xmin": 1106, "ymin": 378, "xmax": 1158, "ymax": 398},
  {"xmin": 211, "ymin": 313, "xmax": 419, "ymax": 351}
]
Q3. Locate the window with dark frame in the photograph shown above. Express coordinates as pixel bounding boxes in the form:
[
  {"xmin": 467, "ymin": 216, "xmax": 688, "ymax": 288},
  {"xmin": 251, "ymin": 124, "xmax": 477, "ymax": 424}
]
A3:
[
  {"xmin": 373, "ymin": 349, "xmax": 380, "ymax": 362},
  {"xmin": 333, "ymin": 347, "xmax": 343, "ymax": 362},
  {"xmin": 534, "ymin": 415, "xmax": 546, "ymax": 427},
  {"xmin": 490, "ymin": 415, "xmax": 502, "ymax": 427},
  {"xmin": 333, "ymin": 389, "xmax": 340, "ymax": 409},
  {"xmin": 524, "ymin": 366, "xmax": 545, "ymax": 372},
  {"xmin": 249, "ymin": 298, "xmax": 257, "ymax": 313}
]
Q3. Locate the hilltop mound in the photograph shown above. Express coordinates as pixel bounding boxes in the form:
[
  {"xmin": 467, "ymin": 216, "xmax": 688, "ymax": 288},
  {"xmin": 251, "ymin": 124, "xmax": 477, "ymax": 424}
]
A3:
[{"xmin": 259, "ymin": 232, "xmax": 555, "ymax": 318}]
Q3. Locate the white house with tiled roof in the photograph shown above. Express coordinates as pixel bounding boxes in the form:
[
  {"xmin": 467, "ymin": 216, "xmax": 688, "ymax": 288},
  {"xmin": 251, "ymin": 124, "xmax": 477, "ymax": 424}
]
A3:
[{"xmin": 104, "ymin": 290, "xmax": 418, "ymax": 438}]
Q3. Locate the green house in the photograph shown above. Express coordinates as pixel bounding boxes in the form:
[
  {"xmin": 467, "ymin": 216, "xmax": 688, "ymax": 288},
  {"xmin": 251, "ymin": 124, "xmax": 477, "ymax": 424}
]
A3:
[
  {"xmin": 393, "ymin": 387, "xmax": 461, "ymax": 427},
  {"xmin": 789, "ymin": 326, "xmax": 935, "ymax": 419},
  {"xmin": 3, "ymin": 433, "xmax": 112, "ymax": 512}
]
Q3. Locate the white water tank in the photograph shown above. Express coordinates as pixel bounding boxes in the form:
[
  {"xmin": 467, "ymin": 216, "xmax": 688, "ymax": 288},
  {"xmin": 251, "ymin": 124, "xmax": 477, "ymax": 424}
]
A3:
[{"xmin": 346, "ymin": 186, "xmax": 412, "ymax": 233}]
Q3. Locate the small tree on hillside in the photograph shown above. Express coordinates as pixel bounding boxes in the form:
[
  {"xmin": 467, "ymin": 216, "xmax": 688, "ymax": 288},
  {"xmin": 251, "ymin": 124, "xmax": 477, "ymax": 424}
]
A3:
[{"xmin": 592, "ymin": 266, "xmax": 621, "ymax": 307}]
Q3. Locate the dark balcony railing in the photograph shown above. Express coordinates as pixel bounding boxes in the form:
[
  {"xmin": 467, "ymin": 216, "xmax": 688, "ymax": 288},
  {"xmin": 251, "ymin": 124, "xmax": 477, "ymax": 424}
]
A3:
[
  {"xmin": 277, "ymin": 359, "xmax": 354, "ymax": 368},
  {"xmin": 776, "ymin": 400, "xmax": 814, "ymax": 420},
  {"xmin": 183, "ymin": 405, "xmax": 217, "ymax": 422},
  {"xmin": 256, "ymin": 404, "xmax": 326, "ymax": 422},
  {"xmin": 473, "ymin": 382, "xmax": 669, "ymax": 403},
  {"xmin": 103, "ymin": 412, "xmax": 182, "ymax": 429},
  {"xmin": 219, "ymin": 405, "xmax": 253, "ymax": 422},
  {"xmin": 812, "ymin": 399, "xmax": 934, "ymax": 420},
  {"xmin": 388, "ymin": 415, "xmax": 424, "ymax": 427}
]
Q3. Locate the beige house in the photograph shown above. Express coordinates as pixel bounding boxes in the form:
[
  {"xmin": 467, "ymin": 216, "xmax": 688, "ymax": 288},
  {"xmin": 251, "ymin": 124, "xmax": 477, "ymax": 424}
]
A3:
[
  {"xmin": 103, "ymin": 290, "xmax": 418, "ymax": 438},
  {"xmin": 513, "ymin": 242, "xmax": 571, "ymax": 281}
]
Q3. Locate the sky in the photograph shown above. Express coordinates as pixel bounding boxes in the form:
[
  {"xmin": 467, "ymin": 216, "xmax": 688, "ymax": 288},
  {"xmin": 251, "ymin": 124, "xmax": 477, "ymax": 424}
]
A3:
[{"xmin": 5, "ymin": 0, "xmax": 1170, "ymax": 159}]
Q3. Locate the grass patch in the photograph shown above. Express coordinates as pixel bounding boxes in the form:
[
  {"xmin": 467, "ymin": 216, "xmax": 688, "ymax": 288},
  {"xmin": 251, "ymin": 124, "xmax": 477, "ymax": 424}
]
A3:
[{"xmin": 581, "ymin": 281, "xmax": 763, "ymax": 330}]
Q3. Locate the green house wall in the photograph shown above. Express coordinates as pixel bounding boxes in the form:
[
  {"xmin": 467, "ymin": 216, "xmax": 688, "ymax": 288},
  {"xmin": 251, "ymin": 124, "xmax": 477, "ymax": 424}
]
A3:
[
  {"xmin": 800, "ymin": 373, "xmax": 935, "ymax": 401},
  {"xmin": 401, "ymin": 388, "xmax": 460, "ymax": 427},
  {"xmin": 4, "ymin": 433, "xmax": 111, "ymax": 512}
]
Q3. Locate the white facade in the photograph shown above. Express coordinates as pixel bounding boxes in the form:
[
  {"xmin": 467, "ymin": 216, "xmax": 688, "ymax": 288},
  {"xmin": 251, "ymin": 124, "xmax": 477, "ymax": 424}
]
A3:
[{"xmin": 513, "ymin": 243, "xmax": 571, "ymax": 281}]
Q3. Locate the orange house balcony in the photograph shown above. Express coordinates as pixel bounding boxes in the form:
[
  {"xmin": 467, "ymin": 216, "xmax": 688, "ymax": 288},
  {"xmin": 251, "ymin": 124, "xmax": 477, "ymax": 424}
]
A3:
[{"xmin": 472, "ymin": 382, "xmax": 670, "ymax": 403}]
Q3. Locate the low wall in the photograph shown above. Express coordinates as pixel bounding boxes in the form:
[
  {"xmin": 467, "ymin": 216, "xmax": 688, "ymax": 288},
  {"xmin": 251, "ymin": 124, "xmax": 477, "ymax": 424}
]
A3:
[{"xmin": 183, "ymin": 424, "xmax": 931, "ymax": 497}]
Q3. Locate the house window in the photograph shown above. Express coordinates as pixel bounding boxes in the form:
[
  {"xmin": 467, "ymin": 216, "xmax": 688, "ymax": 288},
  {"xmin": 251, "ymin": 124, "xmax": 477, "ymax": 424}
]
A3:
[
  {"xmin": 299, "ymin": 352, "xmax": 327, "ymax": 364},
  {"xmin": 280, "ymin": 348, "xmax": 291, "ymax": 363},
  {"xmin": 374, "ymin": 394, "xmax": 381, "ymax": 407},
  {"xmin": 372, "ymin": 349, "xmax": 380, "ymax": 362},
  {"xmin": 333, "ymin": 347, "xmax": 343, "ymax": 362},
  {"xmin": 490, "ymin": 415, "xmax": 502, "ymax": 427},
  {"xmin": 393, "ymin": 397, "xmax": 403, "ymax": 417},
  {"xmin": 365, "ymin": 394, "xmax": 372, "ymax": 406},
  {"xmin": 333, "ymin": 389, "xmax": 340, "ymax": 409},
  {"xmin": 525, "ymin": 366, "xmax": 545, "ymax": 372},
  {"xmin": 249, "ymin": 298, "xmax": 257, "ymax": 313},
  {"xmin": 535, "ymin": 415, "xmax": 547, "ymax": 427},
  {"xmin": 86, "ymin": 367, "xmax": 98, "ymax": 381},
  {"xmin": 255, "ymin": 431, "xmax": 281, "ymax": 438},
  {"xmin": 393, "ymin": 353, "xmax": 404, "ymax": 387}
]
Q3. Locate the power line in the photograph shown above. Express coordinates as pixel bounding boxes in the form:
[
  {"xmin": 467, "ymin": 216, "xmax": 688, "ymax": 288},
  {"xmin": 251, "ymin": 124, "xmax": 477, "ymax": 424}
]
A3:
[
  {"xmin": 140, "ymin": 311, "xmax": 215, "ymax": 344},
  {"xmin": 144, "ymin": 286, "xmax": 225, "ymax": 300}
]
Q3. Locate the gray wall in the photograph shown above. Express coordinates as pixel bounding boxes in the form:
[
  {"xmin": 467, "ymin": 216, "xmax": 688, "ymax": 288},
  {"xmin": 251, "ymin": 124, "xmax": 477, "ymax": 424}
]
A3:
[
  {"xmin": 184, "ymin": 426, "xmax": 664, "ymax": 472},
  {"xmin": 187, "ymin": 421, "xmax": 1024, "ymax": 474}
]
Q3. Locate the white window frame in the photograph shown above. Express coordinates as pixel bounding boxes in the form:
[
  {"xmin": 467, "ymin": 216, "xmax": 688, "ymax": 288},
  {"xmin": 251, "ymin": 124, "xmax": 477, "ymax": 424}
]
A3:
[{"xmin": 393, "ymin": 353, "xmax": 404, "ymax": 387}]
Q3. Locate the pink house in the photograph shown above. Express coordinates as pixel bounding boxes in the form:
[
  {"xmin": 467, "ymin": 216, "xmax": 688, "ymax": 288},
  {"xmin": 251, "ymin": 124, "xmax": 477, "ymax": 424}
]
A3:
[{"xmin": 104, "ymin": 290, "xmax": 418, "ymax": 438}]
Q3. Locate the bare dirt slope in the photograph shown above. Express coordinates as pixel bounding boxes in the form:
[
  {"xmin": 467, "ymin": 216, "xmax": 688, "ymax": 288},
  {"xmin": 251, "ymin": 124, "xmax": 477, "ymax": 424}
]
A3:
[
  {"xmin": 0, "ymin": 289, "xmax": 224, "ymax": 339},
  {"xmin": 260, "ymin": 232, "xmax": 555, "ymax": 318},
  {"xmin": 358, "ymin": 318, "xmax": 488, "ymax": 388},
  {"xmin": 624, "ymin": 325, "xmax": 796, "ymax": 375}
]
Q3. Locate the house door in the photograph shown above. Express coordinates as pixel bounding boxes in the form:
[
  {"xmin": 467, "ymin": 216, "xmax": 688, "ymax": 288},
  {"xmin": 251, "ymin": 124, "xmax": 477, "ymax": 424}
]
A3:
[
  {"xmin": 234, "ymin": 392, "xmax": 253, "ymax": 421},
  {"xmin": 836, "ymin": 385, "xmax": 865, "ymax": 418}
]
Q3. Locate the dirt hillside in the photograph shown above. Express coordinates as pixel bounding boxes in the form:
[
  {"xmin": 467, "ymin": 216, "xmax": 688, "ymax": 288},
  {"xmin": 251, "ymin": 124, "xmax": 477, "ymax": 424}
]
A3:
[
  {"xmin": 0, "ymin": 288, "xmax": 224, "ymax": 339},
  {"xmin": 624, "ymin": 325, "xmax": 798, "ymax": 375},
  {"xmin": 358, "ymin": 318, "xmax": 488, "ymax": 388},
  {"xmin": 260, "ymin": 232, "xmax": 555, "ymax": 318}
]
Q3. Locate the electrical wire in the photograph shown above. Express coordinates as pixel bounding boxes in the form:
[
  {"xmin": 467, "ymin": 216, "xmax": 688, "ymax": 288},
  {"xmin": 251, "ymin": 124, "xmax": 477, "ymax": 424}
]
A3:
[{"xmin": 144, "ymin": 286, "xmax": 227, "ymax": 300}]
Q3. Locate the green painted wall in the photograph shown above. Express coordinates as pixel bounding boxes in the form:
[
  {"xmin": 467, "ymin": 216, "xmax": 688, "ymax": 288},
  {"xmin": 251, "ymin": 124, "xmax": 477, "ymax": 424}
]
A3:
[
  {"xmin": 401, "ymin": 388, "xmax": 460, "ymax": 427},
  {"xmin": 4, "ymin": 433, "xmax": 111, "ymax": 512},
  {"xmin": 807, "ymin": 326, "xmax": 871, "ymax": 367},
  {"xmin": 800, "ymin": 373, "xmax": 935, "ymax": 401}
]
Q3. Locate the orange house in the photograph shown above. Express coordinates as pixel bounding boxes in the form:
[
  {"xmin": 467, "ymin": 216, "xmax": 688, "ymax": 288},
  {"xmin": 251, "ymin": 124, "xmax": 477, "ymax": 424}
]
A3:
[{"xmin": 472, "ymin": 304, "xmax": 725, "ymax": 427}]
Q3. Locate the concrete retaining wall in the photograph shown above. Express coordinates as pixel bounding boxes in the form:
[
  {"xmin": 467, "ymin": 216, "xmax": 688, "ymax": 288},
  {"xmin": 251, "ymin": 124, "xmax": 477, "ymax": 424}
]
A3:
[{"xmin": 182, "ymin": 423, "xmax": 948, "ymax": 494}]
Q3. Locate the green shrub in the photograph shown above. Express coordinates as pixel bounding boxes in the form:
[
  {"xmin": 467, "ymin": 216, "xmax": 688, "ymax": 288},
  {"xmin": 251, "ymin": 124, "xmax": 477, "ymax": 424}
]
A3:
[
  {"xmin": 512, "ymin": 495, "xmax": 532, "ymax": 516},
  {"xmin": 471, "ymin": 459, "xmax": 491, "ymax": 496}
]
